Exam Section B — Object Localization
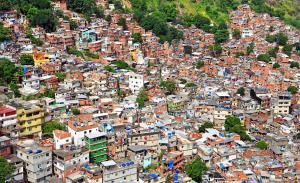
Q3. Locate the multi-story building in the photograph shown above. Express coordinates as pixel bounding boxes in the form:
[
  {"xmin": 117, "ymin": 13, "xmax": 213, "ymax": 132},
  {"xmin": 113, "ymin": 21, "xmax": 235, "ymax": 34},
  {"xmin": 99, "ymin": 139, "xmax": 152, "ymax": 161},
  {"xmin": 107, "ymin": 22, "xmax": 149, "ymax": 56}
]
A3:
[
  {"xmin": 85, "ymin": 131, "xmax": 108, "ymax": 163},
  {"xmin": 0, "ymin": 136, "xmax": 12, "ymax": 157},
  {"xmin": 128, "ymin": 72, "xmax": 144, "ymax": 93},
  {"xmin": 16, "ymin": 102, "xmax": 44, "ymax": 137},
  {"xmin": 272, "ymin": 92, "xmax": 292, "ymax": 115},
  {"xmin": 101, "ymin": 159, "xmax": 138, "ymax": 183},
  {"xmin": 128, "ymin": 129, "xmax": 160, "ymax": 151},
  {"xmin": 0, "ymin": 105, "xmax": 17, "ymax": 137},
  {"xmin": 213, "ymin": 106, "xmax": 232, "ymax": 129},
  {"xmin": 53, "ymin": 129, "xmax": 72, "ymax": 150},
  {"xmin": 67, "ymin": 118, "xmax": 99, "ymax": 147},
  {"xmin": 17, "ymin": 144, "xmax": 52, "ymax": 183},
  {"xmin": 7, "ymin": 155, "xmax": 24, "ymax": 182},
  {"xmin": 53, "ymin": 147, "xmax": 89, "ymax": 181}
]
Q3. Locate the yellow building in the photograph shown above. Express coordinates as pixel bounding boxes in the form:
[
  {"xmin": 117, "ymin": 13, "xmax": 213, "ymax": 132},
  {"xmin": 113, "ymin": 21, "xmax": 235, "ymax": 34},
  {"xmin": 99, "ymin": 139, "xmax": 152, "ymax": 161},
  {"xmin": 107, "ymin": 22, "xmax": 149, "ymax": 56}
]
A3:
[
  {"xmin": 33, "ymin": 52, "xmax": 50, "ymax": 66},
  {"xmin": 17, "ymin": 103, "xmax": 44, "ymax": 137}
]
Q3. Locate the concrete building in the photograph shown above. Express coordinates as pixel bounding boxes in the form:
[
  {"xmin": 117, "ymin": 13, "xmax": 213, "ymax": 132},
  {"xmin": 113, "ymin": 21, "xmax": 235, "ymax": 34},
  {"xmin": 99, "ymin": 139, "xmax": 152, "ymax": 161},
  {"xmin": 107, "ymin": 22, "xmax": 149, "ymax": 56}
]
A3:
[
  {"xmin": 85, "ymin": 131, "xmax": 108, "ymax": 163},
  {"xmin": 272, "ymin": 92, "xmax": 291, "ymax": 115},
  {"xmin": 53, "ymin": 147, "xmax": 89, "ymax": 181},
  {"xmin": 17, "ymin": 144, "xmax": 52, "ymax": 183},
  {"xmin": 16, "ymin": 102, "xmax": 44, "ymax": 137},
  {"xmin": 0, "ymin": 105, "xmax": 17, "ymax": 137},
  {"xmin": 101, "ymin": 160, "xmax": 138, "ymax": 183}
]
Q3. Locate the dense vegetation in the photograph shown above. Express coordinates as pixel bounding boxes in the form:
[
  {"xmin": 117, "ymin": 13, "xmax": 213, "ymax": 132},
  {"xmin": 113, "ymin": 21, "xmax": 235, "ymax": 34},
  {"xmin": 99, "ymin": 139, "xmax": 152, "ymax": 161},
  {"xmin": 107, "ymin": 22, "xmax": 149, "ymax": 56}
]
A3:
[
  {"xmin": 185, "ymin": 157, "xmax": 208, "ymax": 182},
  {"xmin": 0, "ymin": 156, "xmax": 15, "ymax": 183},
  {"xmin": 225, "ymin": 115, "xmax": 251, "ymax": 141}
]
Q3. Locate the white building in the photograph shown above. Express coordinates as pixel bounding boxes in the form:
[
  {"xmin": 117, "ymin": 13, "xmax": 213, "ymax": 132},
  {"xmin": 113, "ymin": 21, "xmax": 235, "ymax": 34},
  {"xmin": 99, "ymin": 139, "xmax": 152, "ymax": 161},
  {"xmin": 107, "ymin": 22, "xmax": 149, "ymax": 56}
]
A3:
[
  {"xmin": 128, "ymin": 72, "xmax": 144, "ymax": 93},
  {"xmin": 22, "ymin": 76, "xmax": 40, "ymax": 90},
  {"xmin": 53, "ymin": 130, "xmax": 72, "ymax": 150},
  {"xmin": 67, "ymin": 121, "xmax": 99, "ymax": 147},
  {"xmin": 242, "ymin": 28, "xmax": 253, "ymax": 38}
]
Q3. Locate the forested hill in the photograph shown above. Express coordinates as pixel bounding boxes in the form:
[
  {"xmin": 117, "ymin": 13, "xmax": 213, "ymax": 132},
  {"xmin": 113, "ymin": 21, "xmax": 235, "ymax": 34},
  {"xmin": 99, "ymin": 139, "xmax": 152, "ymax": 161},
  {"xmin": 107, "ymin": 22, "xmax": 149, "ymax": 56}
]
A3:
[{"xmin": 126, "ymin": 0, "xmax": 300, "ymax": 30}]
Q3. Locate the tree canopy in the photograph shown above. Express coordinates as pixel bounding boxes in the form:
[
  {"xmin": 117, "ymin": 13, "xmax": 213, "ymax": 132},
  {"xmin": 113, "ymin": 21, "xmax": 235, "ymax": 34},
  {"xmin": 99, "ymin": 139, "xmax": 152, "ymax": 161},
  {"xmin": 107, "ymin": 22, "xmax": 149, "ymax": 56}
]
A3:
[
  {"xmin": 160, "ymin": 80, "xmax": 176, "ymax": 95},
  {"xmin": 199, "ymin": 122, "xmax": 214, "ymax": 133},
  {"xmin": 236, "ymin": 87, "xmax": 245, "ymax": 96},
  {"xmin": 225, "ymin": 116, "xmax": 251, "ymax": 141},
  {"xmin": 136, "ymin": 88, "xmax": 148, "ymax": 108},
  {"xmin": 185, "ymin": 157, "xmax": 208, "ymax": 182},
  {"xmin": 19, "ymin": 54, "xmax": 34, "ymax": 65},
  {"xmin": 0, "ymin": 22, "xmax": 11, "ymax": 42},
  {"xmin": 287, "ymin": 86, "xmax": 298, "ymax": 95},
  {"xmin": 0, "ymin": 58, "xmax": 22, "ymax": 85},
  {"xmin": 0, "ymin": 156, "xmax": 15, "ymax": 183},
  {"xmin": 257, "ymin": 54, "xmax": 271, "ymax": 63},
  {"xmin": 256, "ymin": 140, "xmax": 268, "ymax": 150}
]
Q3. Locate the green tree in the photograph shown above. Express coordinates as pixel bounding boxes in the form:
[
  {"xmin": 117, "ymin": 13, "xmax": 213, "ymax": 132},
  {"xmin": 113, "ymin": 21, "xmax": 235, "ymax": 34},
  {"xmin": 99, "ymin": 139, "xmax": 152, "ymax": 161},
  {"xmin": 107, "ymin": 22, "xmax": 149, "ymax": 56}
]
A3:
[
  {"xmin": 232, "ymin": 29, "xmax": 241, "ymax": 39},
  {"xmin": 84, "ymin": 50, "xmax": 99, "ymax": 59},
  {"xmin": 42, "ymin": 88, "xmax": 56, "ymax": 98},
  {"xmin": 195, "ymin": 60, "xmax": 204, "ymax": 69},
  {"xmin": 283, "ymin": 44, "xmax": 293, "ymax": 56},
  {"xmin": 185, "ymin": 157, "xmax": 208, "ymax": 182},
  {"xmin": 159, "ymin": 3, "xmax": 177, "ymax": 22},
  {"xmin": 132, "ymin": 33, "xmax": 142, "ymax": 43},
  {"xmin": 199, "ymin": 122, "xmax": 214, "ymax": 133},
  {"xmin": 160, "ymin": 80, "xmax": 176, "ymax": 95},
  {"xmin": 55, "ymin": 72, "xmax": 66, "ymax": 82},
  {"xmin": 69, "ymin": 20, "xmax": 78, "ymax": 30},
  {"xmin": 136, "ymin": 88, "xmax": 148, "ymax": 108},
  {"xmin": 246, "ymin": 42, "xmax": 255, "ymax": 55},
  {"xmin": 117, "ymin": 18, "xmax": 127, "ymax": 30},
  {"xmin": 0, "ymin": 22, "xmax": 11, "ymax": 42},
  {"xmin": 257, "ymin": 54, "xmax": 271, "ymax": 63},
  {"xmin": 267, "ymin": 47, "xmax": 278, "ymax": 58},
  {"xmin": 265, "ymin": 34, "xmax": 275, "ymax": 43},
  {"xmin": 214, "ymin": 29, "xmax": 229, "ymax": 43},
  {"xmin": 225, "ymin": 116, "xmax": 251, "ymax": 141},
  {"xmin": 236, "ymin": 87, "xmax": 245, "ymax": 96},
  {"xmin": 287, "ymin": 86, "xmax": 298, "ymax": 95},
  {"xmin": 0, "ymin": 156, "xmax": 15, "ymax": 183},
  {"xmin": 273, "ymin": 62, "xmax": 280, "ymax": 69},
  {"xmin": 290, "ymin": 61, "xmax": 299, "ymax": 69},
  {"xmin": 71, "ymin": 108, "xmax": 80, "ymax": 115},
  {"xmin": 256, "ymin": 140, "xmax": 268, "ymax": 149},
  {"xmin": 30, "ymin": 9, "xmax": 58, "ymax": 32},
  {"xmin": 185, "ymin": 82, "xmax": 197, "ymax": 88},
  {"xmin": 68, "ymin": 0, "xmax": 96, "ymax": 14},
  {"xmin": 209, "ymin": 44, "xmax": 222, "ymax": 57},
  {"xmin": 19, "ymin": 54, "xmax": 34, "ymax": 65},
  {"xmin": 225, "ymin": 116, "xmax": 241, "ymax": 131},
  {"xmin": 235, "ymin": 52, "xmax": 245, "ymax": 58},
  {"xmin": 0, "ymin": 58, "xmax": 21, "ymax": 85},
  {"xmin": 9, "ymin": 82, "xmax": 21, "ymax": 97},
  {"xmin": 194, "ymin": 15, "xmax": 211, "ymax": 29},
  {"xmin": 104, "ymin": 65, "xmax": 116, "ymax": 73},
  {"xmin": 42, "ymin": 120, "xmax": 65, "ymax": 134},
  {"xmin": 0, "ymin": 0, "xmax": 14, "ymax": 10},
  {"xmin": 275, "ymin": 32, "xmax": 288, "ymax": 46}
]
